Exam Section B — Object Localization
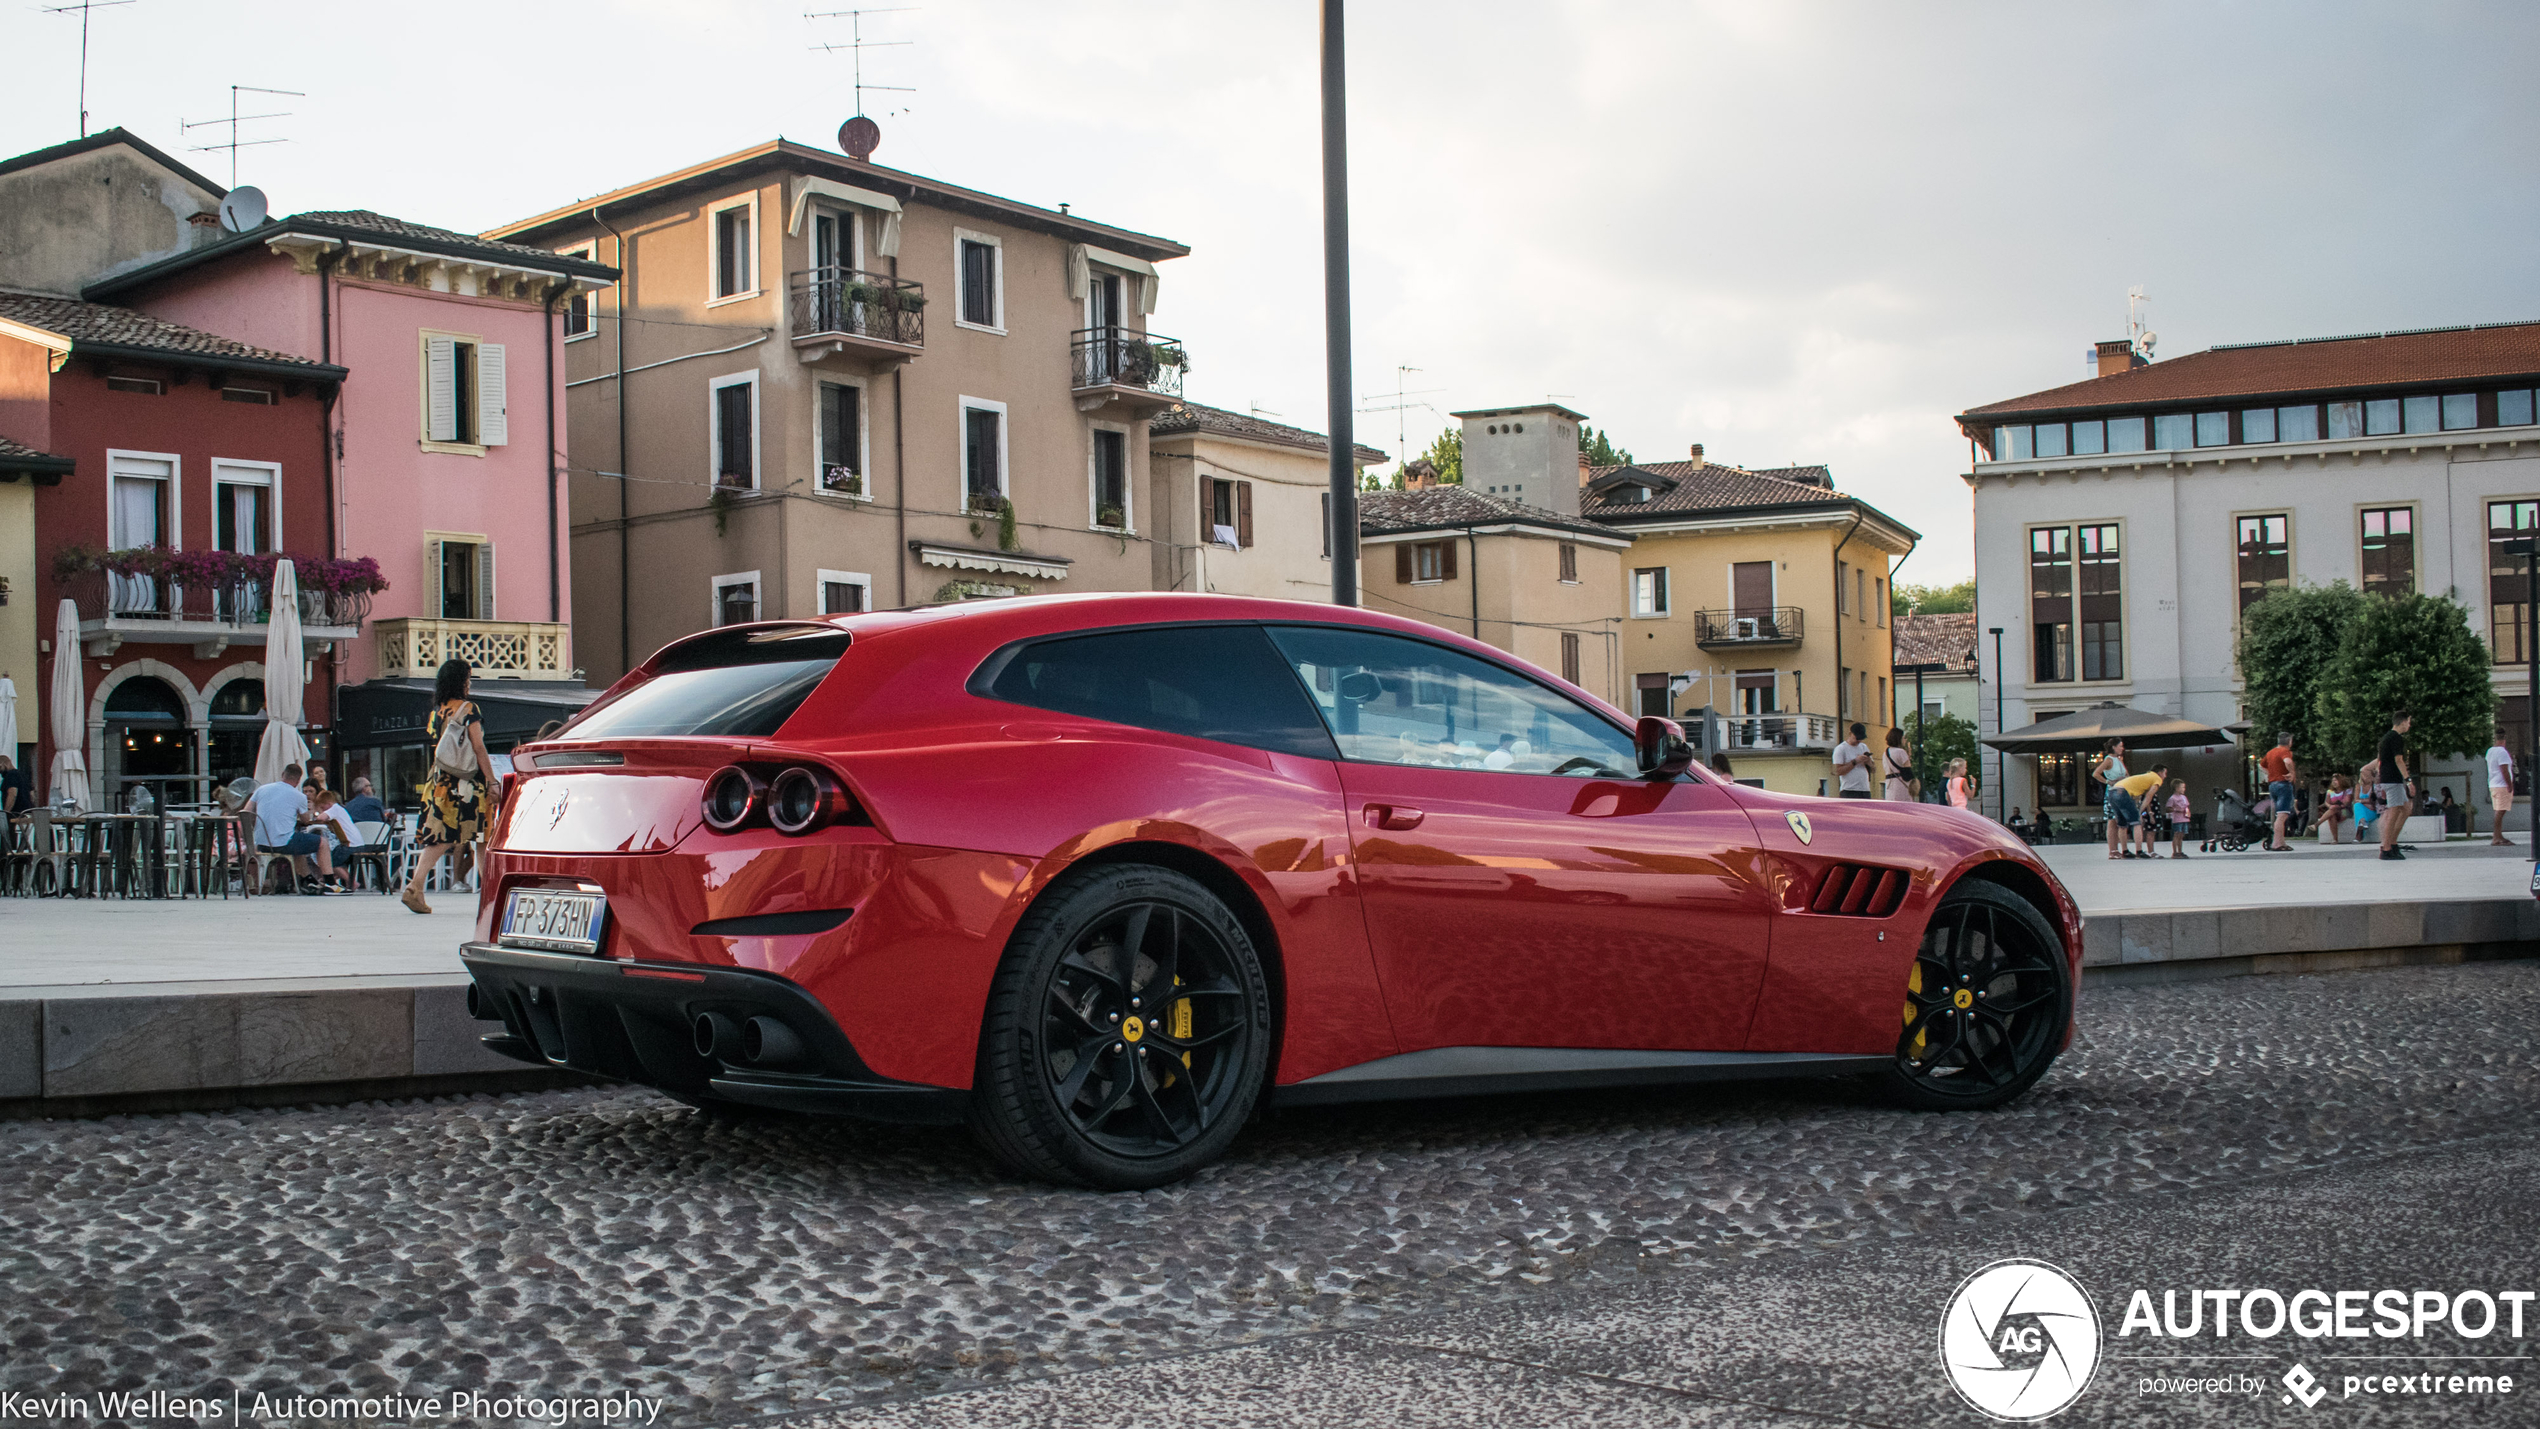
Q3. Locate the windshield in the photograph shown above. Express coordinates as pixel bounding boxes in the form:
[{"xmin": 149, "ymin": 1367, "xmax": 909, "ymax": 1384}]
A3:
[{"xmin": 560, "ymin": 658, "xmax": 836, "ymax": 740}]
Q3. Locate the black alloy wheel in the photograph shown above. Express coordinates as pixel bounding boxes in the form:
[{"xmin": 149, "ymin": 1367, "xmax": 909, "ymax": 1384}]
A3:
[
  {"xmin": 970, "ymin": 864, "xmax": 1271, "ymax": 1189},
  {"xmin": 1880, "ymin": 880, "xmax": 2070, "ymax": 1110}
]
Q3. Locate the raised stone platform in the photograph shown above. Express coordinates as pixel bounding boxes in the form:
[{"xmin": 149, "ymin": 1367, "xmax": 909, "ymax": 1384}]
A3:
[{"xmin": 1, "ymin": 839, "xmax": 2531, "ymax": 1110}]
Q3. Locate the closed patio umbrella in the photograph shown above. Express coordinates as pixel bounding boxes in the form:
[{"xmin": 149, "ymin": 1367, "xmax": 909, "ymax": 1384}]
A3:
[
  {"xmin": 1981, "ymin": 700, "xmax": 2241, "ymax": 755},
  {"xmin": 48, "ymin": 599, "xmax": 88, "ymax": 811},
  {"xmin": 0, "ymin": 673, "xmax": 17, "ymax": 760},
  {"xmin": 252, "ymin": 559, "xmax": 311, "ymax": 785}
]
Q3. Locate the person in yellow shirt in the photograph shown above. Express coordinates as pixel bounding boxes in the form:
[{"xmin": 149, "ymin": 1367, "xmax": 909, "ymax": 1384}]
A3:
[{"xmin": 2110, "ymin": 765, "xmax": 2169, "ymax": 860}]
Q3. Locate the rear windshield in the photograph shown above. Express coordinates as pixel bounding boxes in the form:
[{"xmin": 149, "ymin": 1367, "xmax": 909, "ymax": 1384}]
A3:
[{"xmin": 562, "ymin": 626, "xmax": 849, "ymax": 740}]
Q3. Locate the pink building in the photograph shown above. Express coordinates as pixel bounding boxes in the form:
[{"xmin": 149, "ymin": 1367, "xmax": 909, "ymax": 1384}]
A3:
[{"xmin": 84, "ymin": 211, "xmax": 616, "ymax": 796}]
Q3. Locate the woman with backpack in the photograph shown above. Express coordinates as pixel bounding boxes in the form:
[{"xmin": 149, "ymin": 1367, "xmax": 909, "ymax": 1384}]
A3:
[{"xmin": 401, "ymin": 658, "xmax": 497, "ymax": 915}]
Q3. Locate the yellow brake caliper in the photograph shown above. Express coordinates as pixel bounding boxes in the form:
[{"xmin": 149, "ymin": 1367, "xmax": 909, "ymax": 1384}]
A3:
[
  {"xmin": 1159, "ymin": 978, "xmax": 1193, "ymax": 1087},
  {"xmin": 1904, "ymin": 962, "xmax": 1927, "ymax": 1059}
]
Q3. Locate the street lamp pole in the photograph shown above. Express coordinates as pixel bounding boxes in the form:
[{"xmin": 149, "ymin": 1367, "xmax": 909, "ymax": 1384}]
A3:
[
  {"xmin": 1988, "ymin": 626, "xmax": 2007, "ymax": 820},
  {"xmin": 1319, "ymin": 0, "xmax": 1359, "ymax": 608},
  {"xmin": 2515, "ymin": 536, "xmax": 2538, "ymax": 860}
]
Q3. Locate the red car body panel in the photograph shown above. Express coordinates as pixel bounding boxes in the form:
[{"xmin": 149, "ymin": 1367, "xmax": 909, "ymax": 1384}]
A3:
[{"xmin": 472, "ymin": 592, "xmax": 2082, "ymax": 1102}]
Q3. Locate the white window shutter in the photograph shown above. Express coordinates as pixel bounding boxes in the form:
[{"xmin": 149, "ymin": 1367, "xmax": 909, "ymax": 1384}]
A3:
[
  {"xmin": 427, "ymin": 538, "xmax": 445, "ymax": 616},
  {"xmin": 476, "ymin": 541, "xmax": 496, "ymax": 620},
  {"xmin": 425, "ymin": 336, "xmax": 457, "ymax": 442},
  {"xmin": 477, "ymin": 343, "xmax": 508, "ymax": 446}
]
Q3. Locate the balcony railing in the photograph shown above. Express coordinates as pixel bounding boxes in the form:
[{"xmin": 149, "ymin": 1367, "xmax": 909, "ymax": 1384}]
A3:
[
  {"xmin": 1688, "ymin": 711, "xmax": 1842, "ymax": 753},
  {"xmin": 1070, "ymin": 326, "xmax": 1186, "ymax": 404},
  {"xmin": 1693, "ymin": 606, "xmax": 1804, "ymax": 648},
  {"xmin": 787, "ymin": 266, "xmax": 925, "ymax": 351},
  {"xmin": 67, "ymin": 568, "xmax": 370, "ymax": 632},
  {"xmin": 376, "ymin": 618, "xmax": 573, "ymax": 682}
]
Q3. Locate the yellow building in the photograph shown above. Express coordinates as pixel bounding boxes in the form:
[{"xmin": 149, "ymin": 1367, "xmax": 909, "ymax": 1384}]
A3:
[
  {"xmin": 0, "ymin": 439, "xmax": 69, "ymax": 771},
  {"xmin": 1580, "ymin": 448, "xmax": 1918, "ymax": 797}
]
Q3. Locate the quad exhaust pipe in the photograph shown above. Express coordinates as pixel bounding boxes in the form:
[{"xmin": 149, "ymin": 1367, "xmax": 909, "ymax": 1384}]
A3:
[{"xmin": 692, "ymin": 1011, "xmax": 808, "ymax": 1070}]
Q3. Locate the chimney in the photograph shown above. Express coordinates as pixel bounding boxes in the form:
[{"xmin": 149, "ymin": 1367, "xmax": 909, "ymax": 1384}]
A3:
[
  {"xmin": 1402, "ymin": 458, "xmax": 1439, "ymax": 490},
  {"xmin": 2093, "ymin": 339, "xmax": 2144, "ymax": 378},
  {"xmin": 1688, "ymin": 442, "xmax": 1705, "ymax": 466},
  {"xmin": 1577, "ymin": 451, "xmax": 1592, "ymax": 485}
]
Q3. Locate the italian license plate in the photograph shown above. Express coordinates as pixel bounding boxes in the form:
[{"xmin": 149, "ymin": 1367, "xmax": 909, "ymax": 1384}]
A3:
[{"xmin": 501, "ymin": 888, "xmax": 608, "ymax": 954}]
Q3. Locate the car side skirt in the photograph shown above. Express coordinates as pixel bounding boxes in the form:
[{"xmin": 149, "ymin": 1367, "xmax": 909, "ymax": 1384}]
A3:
[{"xmin": 1270, "ymin": 1046, "xmax": 1890, "ymax": 1107}]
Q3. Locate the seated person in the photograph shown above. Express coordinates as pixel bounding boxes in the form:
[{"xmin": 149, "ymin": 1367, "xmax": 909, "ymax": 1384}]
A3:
[
  {"xmin": 1483, "ymin": 734, "xmax": 1520, "ymax": 770},
  {"xmin": 340, "ymin": 777, "xmax": 387, "ymax": 828},
  {"xmin": 2005, "ymin": 807, "xmax": 2030, "ymax": 838},
  {"xmin": 311, "ymin": 787, "xmax": 365, "ymax": 857},
  {"xmin": 248, "ymin": 762, "xmax": 341, "ymax": 893}
]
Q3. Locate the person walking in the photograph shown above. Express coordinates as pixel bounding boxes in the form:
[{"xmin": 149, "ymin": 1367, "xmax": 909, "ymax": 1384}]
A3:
[
  {"xmin": 2109, "ymin": 764, "xmax": 2167, "ymax": 859},
  {"xmin": 2091, "ymin": 738, "xmax": 2131, "ymax": 859},
  {"xmin": 1881, "ymin": 727, "xmax": 1915, "ymax": 802},
  {"xmin": 2486, "ymin": 729, "xmax": 2517, "ymax": 847},
  {"xmin": 1832, "ymin": 722, "xmax": 1875, "ymax": 799},
  {"xmin": 2258, "ymin": 730, "xmax": 2299, "ymax": 851},
  {"xmin": 401, "ymin": 658, "xmax": 498, "ymax": 914},
  {"xmin": 1945, "ymin": 757, "xmax": 1973, "ymax": 809},
  {"xmin": 2321, "ymin": 773, "xmax": 2353, "ymax": 844},
  {"xmin": 2376, "ymin": 711, "xmax": 2416, "ymax": 861},
  {"xmin": 2164, "ymin": 777, "xmax": 2193, "ymax": 858}
]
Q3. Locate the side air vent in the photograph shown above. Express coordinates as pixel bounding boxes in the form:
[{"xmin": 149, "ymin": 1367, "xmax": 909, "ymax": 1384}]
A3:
[{"xmin": 1807, "ymin": 863, "xmax": 1909, "ymax": 918}]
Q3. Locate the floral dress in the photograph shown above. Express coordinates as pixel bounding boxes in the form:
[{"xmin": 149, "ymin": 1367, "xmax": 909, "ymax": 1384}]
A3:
[{"xmin": 419, "ymin": 701, "xmax": 488, "ymax": 848}]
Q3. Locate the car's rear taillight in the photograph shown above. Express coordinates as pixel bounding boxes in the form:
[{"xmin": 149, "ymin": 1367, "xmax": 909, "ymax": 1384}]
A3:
[
  {"xmin": 702, "ymin": 766, "xmax": 763, "ymax": 833},
  {"xmin": 768, "ymin": 765, "xmax": 850, "ymax": 835}
]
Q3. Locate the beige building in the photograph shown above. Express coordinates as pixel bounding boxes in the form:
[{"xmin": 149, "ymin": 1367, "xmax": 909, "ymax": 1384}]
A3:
[
  {"xmin": 1579, "ymin": 446, "xmax": 1917, "ymax": 797},
  {"xmin": 487, "ymin": 134, "xmax": 1190, "ymax": 681},
  {"xmin": 0, "ymin": 438, "xmax": 67, "ymax": 769},
  {"xmin": 1147, "ymin": 401, "xmax": 1383, "ymax": 601},
  {"xmin": 1358, "ymin": 482, "xmax": 1632, "ymax": 705}
]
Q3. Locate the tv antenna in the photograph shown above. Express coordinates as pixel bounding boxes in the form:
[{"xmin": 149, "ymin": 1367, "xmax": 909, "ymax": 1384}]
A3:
[
  {"xmin": 1357, "ymin": 364, "xmax": 1444, "ymax": 473},
  {"xmin": 2127, "ymin": 285, "xmax": 2157, "ymax": 361},
  {"xmin": 40, "ymin": 0, "xmax": 134, "ymax": 137},
  {"xmin": 807, "ymin": 7, "xmax": 918, "ymax": 131},
  {"xmin": 183, "ymin": 85, "xmax": 304, "ymax": 187}
]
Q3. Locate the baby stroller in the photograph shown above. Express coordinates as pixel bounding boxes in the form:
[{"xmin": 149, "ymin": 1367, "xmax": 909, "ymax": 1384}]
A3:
[{"xmin": 2200, "ymin": 787, "xmax": 2268, "ymax": 852}]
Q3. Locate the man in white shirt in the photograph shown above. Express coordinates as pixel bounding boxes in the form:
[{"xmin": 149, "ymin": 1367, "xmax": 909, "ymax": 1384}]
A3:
[
  {"xmin": 247, "ymin": 762, "xmax": 339, "ymax": 892},
  {"xmin": 1483, "ymin": 734, "xmax": 1519, "ymax": 770},
  {"xmin": 1831, "ymin": 722, "xmax": 1875, "ymax": 799},
  {"xmin": 2486, "ymin": 731, "xmax": 2517, "ymax": 847}
]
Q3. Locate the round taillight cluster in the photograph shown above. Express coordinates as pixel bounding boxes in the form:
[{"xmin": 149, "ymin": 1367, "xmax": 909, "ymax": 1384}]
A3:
[
  {"xmin": 701, "ymin": 766, "xmax": 763, "ymax": 833},
  {"xmin": 701, "ymin": 764, "xmax": 848, "ymax": 835}
]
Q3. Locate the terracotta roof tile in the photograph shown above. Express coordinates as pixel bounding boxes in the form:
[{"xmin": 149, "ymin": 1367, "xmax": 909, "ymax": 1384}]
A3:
[
  {"xmin": 1150, "ymin": 401, "xmax": 1387, "ymax": 463},
  {"xmin": 1892, "ymin": 612, "xmax": 1979, "ymax": 672},
  {"xmin": 1357, "ymin": 486, "xmax": 1619, "ymax": 541},
  {"xmin": 0, "ymin": 434, "xmax": 73, "ymax": 468},
  {"xmin": 1960, "ymin": 320, "xmax": 2540, "ymax": 422},
  {"xmin": 0, "ymin": 293, "xmax": 335, "ymax": 370},
  {"xmin": 293, "ymin": 209, "xmax": 593, "ymax": 268},
  {"xmin": 1579, "ymin": 460, "xmax": 1840, "ymax": 519}
]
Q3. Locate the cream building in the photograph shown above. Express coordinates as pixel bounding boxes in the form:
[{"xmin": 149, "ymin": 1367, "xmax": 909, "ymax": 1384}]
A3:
[
  {"xmin": 1147, "ymin": 402, "xmax": 1383, "ymax": 601},
  {"xmin": 0, "ymin": 438, "xmax": 67, "ymax": 769}
]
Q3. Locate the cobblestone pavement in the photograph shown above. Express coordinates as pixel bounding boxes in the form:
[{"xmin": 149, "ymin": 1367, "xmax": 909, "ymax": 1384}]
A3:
[{"xmin": 3, "ymin": 962, "xmax": 2536, "ymax": 1424}]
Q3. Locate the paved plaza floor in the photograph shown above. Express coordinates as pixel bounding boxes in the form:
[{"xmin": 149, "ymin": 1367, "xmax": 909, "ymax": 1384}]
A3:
[{"xmin": 2033, "ymin": 830, "xmax": 2536, "ymax": 913}]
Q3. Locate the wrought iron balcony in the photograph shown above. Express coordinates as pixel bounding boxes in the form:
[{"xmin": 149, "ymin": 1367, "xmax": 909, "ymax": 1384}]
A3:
[
  {"xmin": 1070, "ymin": 326, "xmax": 1186, "ymax": 414},
  {"xmin": 1693, "ymin": 606, "xmax": 1804, "ymax": 649},
  {"xmin": 1687, "ymin": 711, "xmax": 1841, "ymax": 754},
  {"xmin": 788, "ymin": 266, "xmax": 925, "ymax": 363},
  {"xmin": 67, "ymin": 567, "xmax": 367, "ymax": 659}
]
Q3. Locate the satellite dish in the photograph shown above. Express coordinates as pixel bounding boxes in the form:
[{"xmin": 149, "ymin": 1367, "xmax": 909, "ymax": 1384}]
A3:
[
  {"xmin": 2137, "ymin": 331, "xmax": 2158, "ymax": 360},
  {"xmin": 839, "ymin": 116, "xmax": 881, "ymax": 161},
  {"xmin": 219, "ymin": 186, "xmax": 269, "ymax": 234}
]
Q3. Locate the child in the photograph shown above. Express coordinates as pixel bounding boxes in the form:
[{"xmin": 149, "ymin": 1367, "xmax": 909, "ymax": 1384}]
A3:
[
  {"xmin": 2322, "ymin": 773, "xmax": 2353, "ymax": 844},
  {"xmin": 1945, "ymin": 757, "xmax": 1972, "ymax": 809},
  {"xmin": 2165, "ymin": 779, "xmax": 2192, "ymax": 858}
]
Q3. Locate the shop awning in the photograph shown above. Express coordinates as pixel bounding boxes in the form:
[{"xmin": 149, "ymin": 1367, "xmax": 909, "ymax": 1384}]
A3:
[
  {"xmin": 1982, "ymin": 701, "xmax": 2243, "ymax": 756},
  {"xmin": 336, "ymin": 678, "xmax": 601, "ymax": 749}
]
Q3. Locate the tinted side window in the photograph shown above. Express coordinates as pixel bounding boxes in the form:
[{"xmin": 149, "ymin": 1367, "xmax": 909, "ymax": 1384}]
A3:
[
  {"xmin": 982, "ymin": 625, "xmax": 1337, "ymax": 759},
  {"xmin": 1264, "ymin": 624, "xmax": 1641, "ymax": 776}
]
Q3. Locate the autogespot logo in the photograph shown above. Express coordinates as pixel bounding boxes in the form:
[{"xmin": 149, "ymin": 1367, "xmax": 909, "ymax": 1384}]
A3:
[{"xmin": 1941, "ymin": 1258, "xmax": 2104, "ymax": 1421}]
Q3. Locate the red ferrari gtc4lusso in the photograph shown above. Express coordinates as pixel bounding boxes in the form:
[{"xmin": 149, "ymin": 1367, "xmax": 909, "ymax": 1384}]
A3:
[{"xmin": 462, "ymin": 593, "xmax": 2081, "ymax": 1188}]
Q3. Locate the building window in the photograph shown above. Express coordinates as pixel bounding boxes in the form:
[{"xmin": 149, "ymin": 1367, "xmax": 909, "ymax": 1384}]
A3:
[
  {"xmin": 1091, "ymin": 428, "xmax": 1129, "ymax": 529},
  {"xmin": 559, "ymin": 247, "xmax": 595, "ymax": 337},
  {"xmin": 1561, "ymin": 632, "xmax": 1581, "ymax": 684},
  {"xmin": 2443, "ymin": 393, "xmax": 2479, "ymax": 430},
  {"xmin": 2033, "ymin": 423, "xmax": 2067, "ymax": 458},
  {"xmin": 961, "ymin": 399, "xmax": 1006, "ymax": 508},
  {"xmin": 1836, "ymin": 561, "xmax": 1849, "ymax": 614},
  {"xmin": 956, "ymin": 232, "xmax": 1002, "ymax": 330},
  {"xmin": 2500, "ymin": 697, "xmax": 2532, "ymax": 791},
  {"xmin": 2105, "ymin": 416, "xmax": 2146, "ymax": 453},
  {"xmin": 2036, "ymin": 745, "xmax": 2083, "ymax": 807},
  {"xmin": 2328, "ymin": 401, "xmax": 2363, "ymax": 439},
  {"xmin": 423, "ymin": 333, "xmax": 507, "ymax": 448},
  {"xmin": 1400, "ymin": 540, "xmax": 1453, "ymax": 584},
  {"xmin": 2235, "ymin": 514, "xmax": 2289, "ymax": 613},
  {"xmin": 2241, "ymin": 407, "xmax": 2277, "ymax": 444},
  {"xmin": 219, "ymin": 386, "xmax": 275, "ymax": 405},
  {"xmin": 2030, "ymin": 527, "xmax": 2071, "ymax": 681},
  {"xmin": 2502, "ymin": 390, "xmax": 2537, "ymax": 427},
  {"xmin": 818, "ymin": 381, "xmax": 863, "ymax": 496},
  {"xmin": 106, "ymin": 454, "xmax": 173, "ymax": 616},
  {"xmin": 105, "ymin": 375, "xmax": 162, "ymax": 395},
  {"xmin": 429, "ymin": 535, "xmax": 495, "ymax": 620},
  {"xmin": 711, "ymin": 572, "xmax": 760, "ymax": 627},
  {"xmin": 1855, "ymin": 566, "xmax": 1867, "ymax": 617},
  {"xmin": 1321, "ymin": 492, "xmax": 1332, "ymax": 559},
  {"xmin": 1636, "ymin": 673, "xmax": 1671, "ymax": 718},
  {"xmin": 2489, "ymin": 500, "xmax": 2538, "ymax": 665},
  {"xmin": 1838, "ymin": 665, "xmax": 1851, "ymax": 717},
  {"xmin": 2071, "ymin": 420, "xmax": 2105, "ymax": 455},
  {"xmin": 712, "ymin": 199, "xmax": 755, "ymax": 301},
  {"xmin": 211, "ymin": 461, "xmax": 276, "ymax": 556},
  {"xmin": 2360, "ymin": 507, "xmax": 2415, "ymax": 598},
  {"xmin": 2278, "ymin": 404, "xmax": 2321, "ymax": 442},
  {"xmin": 2153, "ymin": 413, "xmax": 2193, "ymax": 450},
  {"xmin": 1631, "ymin": 566, "xmax": 1668, "ymax": 616},
  {"xmin": 1208, "ymin": 478, "xmax": 1253, "ymax": 548},
  {"xmin": 2402, "ymin": 395, "xmax": 2439, "ymax": 434},
  {"xmin": 1992, "ymin": 425, "xmax": 2032, "ymax": 461},
  {"xmin": 1558, "ymin": 543, "xmax": 1578, "ymax": 583},
  {"xmin": 2365, "ymin": 399, "xmax": 2402, "ymax": 436},
  {"xmin": 710, "ymin": 373, "xmax": 756, "ymax": 490},
  {"xmin": 817, "ymin": 569, "xmax": 871, "ymax": 616},
  {"xmin": 2030, "ymin": 524, "xmax": 2122, "ymax": 682}
]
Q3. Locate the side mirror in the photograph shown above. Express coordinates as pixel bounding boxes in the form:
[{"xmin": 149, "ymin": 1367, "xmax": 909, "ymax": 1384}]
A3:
[
  {"xmin": 1336, "ymin": 670, "xmax": 1383, "ymax": 703},
  {"xmin": 1635, "ymin": 716, "xmax": 1693, "ymax": 779}
]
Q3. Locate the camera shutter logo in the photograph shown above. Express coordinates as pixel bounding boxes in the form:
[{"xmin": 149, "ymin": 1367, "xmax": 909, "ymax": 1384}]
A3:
[{"xmin": 1939, "ymin": 1258, "xmax": 2102, "ymax": 1421}]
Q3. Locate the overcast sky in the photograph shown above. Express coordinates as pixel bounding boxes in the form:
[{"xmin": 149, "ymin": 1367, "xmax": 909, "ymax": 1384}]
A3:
[{"xmin": 9, "ymin": 1, "xmax": 2539, "ymax": 582}]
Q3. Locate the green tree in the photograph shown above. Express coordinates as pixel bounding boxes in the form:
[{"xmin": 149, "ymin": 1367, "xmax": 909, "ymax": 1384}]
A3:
[
  {"xmin": 1577, "ymin": 425, "xmax": 1634, "ymax": 467},
  {"xmin": 1406, "ymin": 428, "xmax": 1461, "ymax": 485},
  {"xmin": 2314, "ymin": 591, "xmax": 2497, "ymax": 772},
  {"xmin": 2235, "ymin": 581, "xmax": 2367, "ymax": 773},
  {"xmin": 1894, "ymin": 578, "xmax": 1976, "ymax": 618},
  {"xmin": 1910, "ymin": 711, "xmax": 1981, "ymax": 793}
]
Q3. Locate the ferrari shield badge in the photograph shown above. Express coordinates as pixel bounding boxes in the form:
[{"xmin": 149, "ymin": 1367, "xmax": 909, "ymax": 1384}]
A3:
[{"xmin": 1785, "ymin": 810, "xmax": 1814, "ymax": 845}]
